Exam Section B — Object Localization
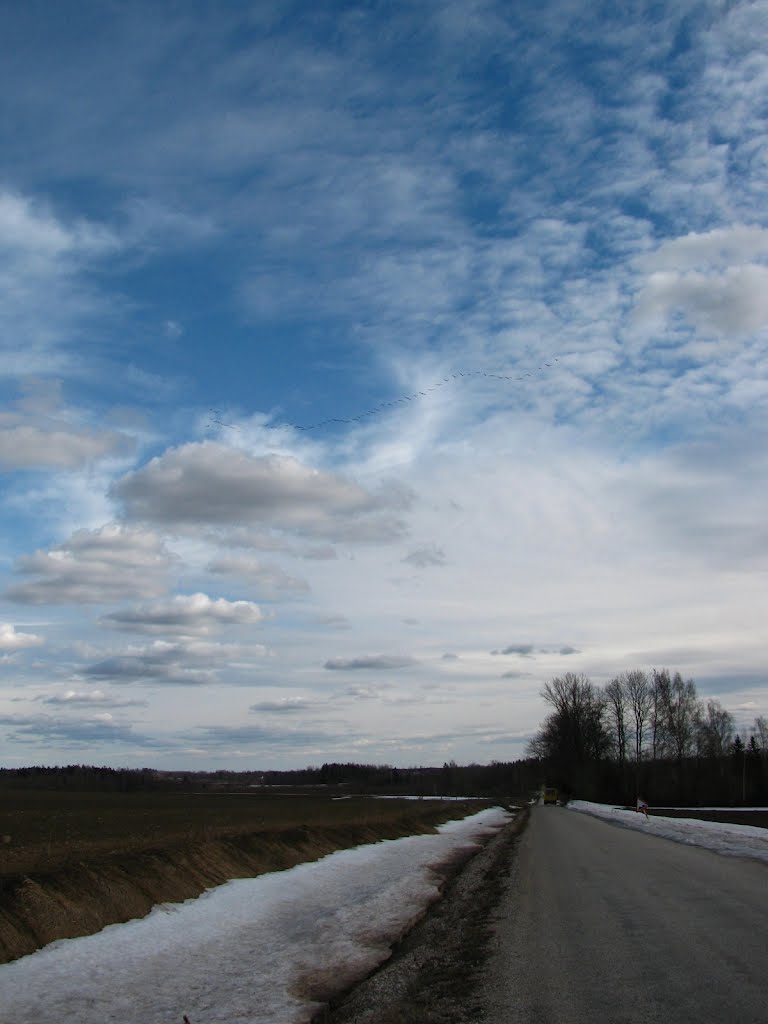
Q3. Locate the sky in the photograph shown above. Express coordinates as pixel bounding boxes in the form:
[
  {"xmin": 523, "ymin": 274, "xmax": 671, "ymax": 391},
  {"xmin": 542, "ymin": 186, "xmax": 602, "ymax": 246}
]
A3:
[{"xmin": 1, "ymin": 0, "xmax": 767, "ymax": 770}]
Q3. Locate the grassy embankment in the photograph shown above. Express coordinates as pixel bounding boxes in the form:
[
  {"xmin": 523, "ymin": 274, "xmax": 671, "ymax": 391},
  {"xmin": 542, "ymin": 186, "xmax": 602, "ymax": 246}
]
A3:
[{"xmin": 0, "ymin": 788, "xmax": 492, "ymax": 964}]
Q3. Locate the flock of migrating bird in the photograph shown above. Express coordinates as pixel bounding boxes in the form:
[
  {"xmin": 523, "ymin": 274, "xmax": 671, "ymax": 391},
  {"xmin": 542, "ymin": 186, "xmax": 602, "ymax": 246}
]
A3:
[{"xmin": 207, "ymin": 357, "xmax": 560, "ymax": 433}]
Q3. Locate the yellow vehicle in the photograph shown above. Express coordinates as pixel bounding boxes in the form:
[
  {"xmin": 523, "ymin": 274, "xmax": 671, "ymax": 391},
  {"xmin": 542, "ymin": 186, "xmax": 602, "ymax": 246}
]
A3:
[{"xmin": 542, "ymin": 786, "xmax": 558, "ymax": 805}]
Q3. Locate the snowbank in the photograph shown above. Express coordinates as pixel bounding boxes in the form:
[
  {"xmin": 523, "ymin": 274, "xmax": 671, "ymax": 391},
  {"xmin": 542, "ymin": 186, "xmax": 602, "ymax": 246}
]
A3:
[{"xmin": 568, "ymin": 801, "xmax": 768, "ymax": 864}]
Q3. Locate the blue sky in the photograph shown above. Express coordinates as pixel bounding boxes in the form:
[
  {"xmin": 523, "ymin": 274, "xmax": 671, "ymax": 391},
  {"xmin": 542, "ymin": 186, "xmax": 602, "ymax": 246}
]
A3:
[{"xmin": 1, "ymin": 0, "xmax": 767, "ymax": 769}]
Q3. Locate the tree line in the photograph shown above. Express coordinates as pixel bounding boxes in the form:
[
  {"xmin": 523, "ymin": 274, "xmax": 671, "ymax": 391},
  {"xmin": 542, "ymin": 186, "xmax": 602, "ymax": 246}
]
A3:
[
  {"xmin": 527, "ymin": 670, "xmax": 768, "ymax": 805},
  {"xmin": 0, "ymin": 764, "xmax": 164, "ymax": 791},
  {"xmin": 0, "ymin": 760, "xmax": 539, "ymax": 798}
]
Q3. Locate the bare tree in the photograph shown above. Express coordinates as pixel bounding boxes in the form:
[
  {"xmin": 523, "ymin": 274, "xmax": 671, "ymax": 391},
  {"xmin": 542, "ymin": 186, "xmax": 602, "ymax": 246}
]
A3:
[
  {"xmin": 698, "ymin": 699, "xmax": 734, "ymax": 759},
  {"xmin": 531, "ymin": 673, "xmax": 611, "ymax": 765},
  {"xmin": 651, "ymin": 669, "xmax": 700, "ymax": 762},
  {"xmin": 754, "ymin": 715, "xmax": 768, "ymax": 757},
  {"xmin": 651, "ymin": 668, "xmax": 672, "ymax": 760},
  {"xmin": 666, "ymin": 672, "xmax": 700, "ymax": 762},
  {"xmin": 604, "ymin": 675, "xmax": 628, "ymax": 764},
  {"xmin": 625, "ymin": 669, "xmax": 653, "ymax": 766}
]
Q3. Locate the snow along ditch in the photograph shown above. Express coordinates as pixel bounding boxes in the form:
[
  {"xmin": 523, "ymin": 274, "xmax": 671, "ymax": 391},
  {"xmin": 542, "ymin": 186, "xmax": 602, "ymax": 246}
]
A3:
[{"xmin": 0, "ymin": 806, "xmax": 512, "ymax": 1024}]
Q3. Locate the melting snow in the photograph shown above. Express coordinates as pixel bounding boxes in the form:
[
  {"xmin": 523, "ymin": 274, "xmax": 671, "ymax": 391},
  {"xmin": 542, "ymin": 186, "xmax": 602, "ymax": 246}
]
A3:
[
  {"xmin": 0, "ymin": 807, "xmax": 510, "ymax": 1024},
  {"xmin": 569, "ymin": 801, "xmax": 768, "ymax": 864}
]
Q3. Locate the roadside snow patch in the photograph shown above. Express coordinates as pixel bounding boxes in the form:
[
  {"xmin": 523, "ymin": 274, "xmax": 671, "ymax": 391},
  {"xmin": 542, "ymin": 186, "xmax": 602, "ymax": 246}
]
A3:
[
  {"xmin": 568, "ymin": 801, "xmax": 768, "ymax": 864},
  {"xmin": 0, "ymin": 806, "xmax": 511, "ymax": 1024}
]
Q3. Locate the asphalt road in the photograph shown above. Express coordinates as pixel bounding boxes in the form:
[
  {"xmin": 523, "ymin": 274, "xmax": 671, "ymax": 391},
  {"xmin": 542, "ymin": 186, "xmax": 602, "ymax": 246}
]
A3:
[{"xmin": 480, "ymin": 806, "xmax": 768, "ymax": 1024}]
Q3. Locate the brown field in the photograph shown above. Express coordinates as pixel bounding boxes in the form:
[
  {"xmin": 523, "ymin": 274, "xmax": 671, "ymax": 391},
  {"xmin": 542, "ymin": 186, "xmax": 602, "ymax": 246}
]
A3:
[{"xmin": 0, "ymin": 787, "xmax": 489, "ymax": 879}]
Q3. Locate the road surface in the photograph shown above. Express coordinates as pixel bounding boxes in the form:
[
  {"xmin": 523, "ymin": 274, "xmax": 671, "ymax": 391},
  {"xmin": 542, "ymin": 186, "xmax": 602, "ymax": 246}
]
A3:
[{"xmin": 480, "ymin": 806, "xmax": 768, "ymax": 1024}]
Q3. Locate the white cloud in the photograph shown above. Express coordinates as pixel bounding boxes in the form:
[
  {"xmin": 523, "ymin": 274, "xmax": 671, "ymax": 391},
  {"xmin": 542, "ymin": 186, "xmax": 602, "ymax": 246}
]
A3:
[
  {"xmin": 163, "ymin": 319, "xmax": 184, "ymax": 338},
  {"xmin": 100, "ymin": 593, "xmax": 264, "ymax": 635},
  {"xmin": 631, "ymin": 225, "xmax": 768, "ymax": 336},
  {"xmin": 204, "ymin": 526, "xmax": 296, "ymax": 553},
  {"xmin": 0, "ymin": 423, "xmax": 131, "ymax": 469},
  {"xmin": 0, "ymin": 622, "xmax": 44, "ymax": 651},
  {"xmin": 249, "ymin": 697, "xmax": 316, "ymax": 714},
  {"xmin": 491, "ymin": 644, "xmax": 535, "ymax": 658},
  {"xmin": 622, "ymin": 432, "xmax": 768, "ymax": 570},
  {"xmin": 324, "ymin": 654, "xmax": 418, "ymax": 671},
  {"xmin": 206, "ymin": 557, "xmax": 310, "ymax": 594},
  {"xmin": 0, "ymin": 712, "xmax": 155, "ymax": 747},
  {"xmin": 0, "ymin": 190, "xmax": 116, "ymax": 259},
  {"xmin": 121, "ymin": 196, "xmax": 216, "ymax": 247},
  {"xmin": 638, "ymin": 225, "xmax": 768, "ymax": 272},
  {"xmin": 402, "ymin": 543, "xmax": 447, "ymax": 568},
  {"xmin": 635, "ymin": 264, "xmax": 768, "ymax": 336},
  {"xmin": 112, "ymin": 442, "xmax": 408, "ymax": 542},
  {"xmin": 6, "ymin": 524, "xmax": 174, "ymax": 604},
  {"xmin": 310, "ymin": 613, "xmax": 351, "ymax": 630},
  {"xmin": 82, "ymin": 638, "xmax": 265, "ymax": 686},
  {"xmin": 0, "ymin": 190, "xmax": 121, "ymax": 380},
  {"xmin": 300, "ymin": 545, "xmax": 338, "ymax": 561},
  {"xmin": 187, "ymin": 721, "xmax": 339, "ymax": 750},
  {"xmin": 342, "ymin": 684, "xmax": 392, "ymax": 700},
  {"xmin": 41, "ymin": 688, "xmax": 146, "ymax": 708}
]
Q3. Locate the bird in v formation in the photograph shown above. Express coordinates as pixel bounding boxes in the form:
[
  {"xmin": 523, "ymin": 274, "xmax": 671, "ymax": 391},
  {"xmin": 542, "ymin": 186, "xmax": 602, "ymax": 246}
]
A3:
[{"xmin": 206, "ymin": 357, "xmax": 560, "ymax": 433}]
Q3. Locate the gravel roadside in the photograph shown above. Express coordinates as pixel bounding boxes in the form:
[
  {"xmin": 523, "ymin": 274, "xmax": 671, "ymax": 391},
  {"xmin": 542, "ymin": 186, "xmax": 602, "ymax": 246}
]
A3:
[{"xmin": 314, "ymin": 806, "xmax": 529, "ymax": 1024}]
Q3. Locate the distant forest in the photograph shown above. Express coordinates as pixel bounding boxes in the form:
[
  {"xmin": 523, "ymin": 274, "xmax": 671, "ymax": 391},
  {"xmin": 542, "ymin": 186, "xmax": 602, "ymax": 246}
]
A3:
[{"xmin": 0, "ymin": 760, "xmax": 540, "ymax": 800}]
